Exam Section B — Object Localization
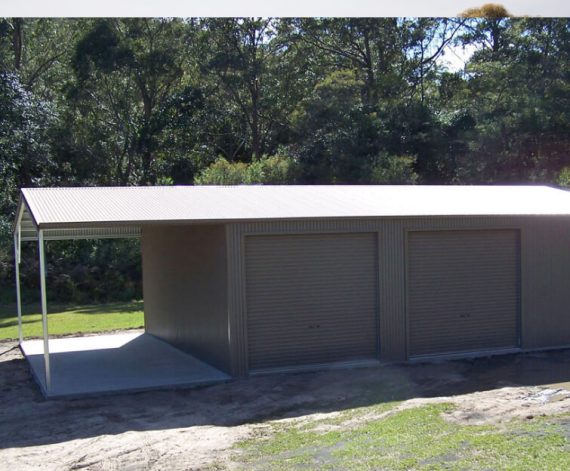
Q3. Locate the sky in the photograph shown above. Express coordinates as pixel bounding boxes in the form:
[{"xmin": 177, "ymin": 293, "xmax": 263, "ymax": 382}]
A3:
[
  {"xmin": 437, "ymin": 44, "xmax": 479, "ymax": 72},
  {"xmin": 1, "ymin": 0, "xmax": 569, "ymax": 17}
]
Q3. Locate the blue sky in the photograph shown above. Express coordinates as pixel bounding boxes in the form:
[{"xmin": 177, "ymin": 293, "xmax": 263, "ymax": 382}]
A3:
[{"xmin": 1, "ymin": 1, "xmax": 569, "ymax": 17}]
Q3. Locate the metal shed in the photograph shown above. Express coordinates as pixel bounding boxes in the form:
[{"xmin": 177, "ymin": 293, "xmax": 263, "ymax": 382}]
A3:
[{"xmin": 14, "ymin": 185, "xmax": 570, "ymax": 393}]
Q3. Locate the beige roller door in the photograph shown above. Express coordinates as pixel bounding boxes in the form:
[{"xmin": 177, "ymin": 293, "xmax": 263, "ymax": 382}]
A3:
[
  {"xmin": 407, "ymin": 230, "xmax": 520, "ymax": 358},
  {"xmin": 245, "ymin": 233, "xmax": 378, "ymax": 371}
]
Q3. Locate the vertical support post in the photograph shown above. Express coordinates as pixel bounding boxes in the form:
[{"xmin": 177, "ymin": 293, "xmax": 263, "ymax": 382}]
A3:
[
  {"xmin": 14, "ymin": 230, "xmax": 23, "ymax": 344},
  {"xmin": 38, "ymin": 229, "xmax": 51, "ymax": 391}
]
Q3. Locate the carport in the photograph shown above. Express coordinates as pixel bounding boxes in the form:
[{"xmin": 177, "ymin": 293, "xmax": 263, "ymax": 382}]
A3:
[{"xmin": 13, "ymin": 192, "xmax": 230, "ymax": 399}]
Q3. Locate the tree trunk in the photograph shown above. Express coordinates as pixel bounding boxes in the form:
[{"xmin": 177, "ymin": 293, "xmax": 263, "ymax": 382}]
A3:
[
  {"xmin": 363, "ymin": 29, "xmax": 375, "ymax": 108},
  {"xmin": 12, "ymin": 18, "xmax": 23, "ymax": 70},
  {"xmin": 251, "ymin": 82, "xmax": 261, "ymax": 160},
  {"xmin": 138, "ymin": 78, "xmax": 155, "ymax": 185}
]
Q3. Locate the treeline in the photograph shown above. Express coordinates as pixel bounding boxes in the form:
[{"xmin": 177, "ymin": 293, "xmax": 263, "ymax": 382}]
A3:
[{"xmin": 1, "ymin": 17, "xmax": 569, "ymax": 303}]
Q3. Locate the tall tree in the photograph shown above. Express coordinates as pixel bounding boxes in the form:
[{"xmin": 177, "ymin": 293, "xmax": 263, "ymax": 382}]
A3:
[
  {"xmin": 0, "ymin": 72, "xmax": 56, "ymax": 275},
  {"xmin": 198, "ymin": 18, "xmax": 299, "ymax": 161},
  {"xmin": 68, "ymin": 18, "xmax": 192, "ymax": 185},
  {"xmin": 448, "ymin": 18, "xmax": 570, "ymax": 182},
  {"xmin": 0, "ymin": 19, "xmax": 79, "ymax": 97}
]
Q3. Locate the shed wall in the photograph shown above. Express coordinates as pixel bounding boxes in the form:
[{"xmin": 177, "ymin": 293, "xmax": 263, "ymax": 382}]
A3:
[
  {"xmin": 523, "ymin": 218, "xmax": 570, "ymax": 348},
  {"xmin": 227, "ymin": 216, "xmax": 570, "ymax": 375},
  {"xmin": 142, "ymin": 224, "xmax": 230, "ymax": 373}
]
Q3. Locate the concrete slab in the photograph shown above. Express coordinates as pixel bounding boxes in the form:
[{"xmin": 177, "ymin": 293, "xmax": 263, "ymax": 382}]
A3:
[{"xmin": 21, "ymin": 333, "xmax": 230, "ymax": 399}]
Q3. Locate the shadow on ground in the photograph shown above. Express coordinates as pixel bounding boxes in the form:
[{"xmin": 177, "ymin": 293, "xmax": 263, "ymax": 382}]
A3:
[
  {"xmin": 1, "ymin": 342, "xmax": 569, "ymax": 450},
  {"xmin": 0, "ymin": 301, "xmax": 144, "ymax": 319},
  {"xmin": 71, "ymin": 302, "xmax": 144, "ymax": 314},
  {"xmin": 0, "ymin": 317, "xmax": 45, "ymax": 328}
]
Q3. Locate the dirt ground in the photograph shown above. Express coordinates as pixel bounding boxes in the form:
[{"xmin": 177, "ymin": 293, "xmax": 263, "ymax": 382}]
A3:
[{"xmin": 1, "ymin": 339, "xmax": 570, "ymax": 470}]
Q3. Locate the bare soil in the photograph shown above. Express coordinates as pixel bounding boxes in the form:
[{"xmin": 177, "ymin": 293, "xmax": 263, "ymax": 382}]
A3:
[{"xmin": 1, "ymin": 339, "xmax": 569, "ymax": 470}]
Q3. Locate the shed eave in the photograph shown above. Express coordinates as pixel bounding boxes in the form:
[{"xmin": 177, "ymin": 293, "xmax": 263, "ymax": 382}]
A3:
[
  {"xmin": 13, "ymin": 194, "xmax": 38, "ymax": 232},
  {"xmin": 27, "ymin": 211, "xmax": 570, "ymax": 231}
]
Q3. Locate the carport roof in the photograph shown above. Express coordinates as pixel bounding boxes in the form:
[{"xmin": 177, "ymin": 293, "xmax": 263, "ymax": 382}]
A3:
[{"xmin": 15, "ymin": 185, "xmax": 570, "ymax": 240}]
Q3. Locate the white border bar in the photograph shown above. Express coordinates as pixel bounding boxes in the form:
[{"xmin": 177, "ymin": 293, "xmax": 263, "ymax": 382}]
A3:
[{"xmin": 0, "ymin": 1, "xmax": 567, "ymax": 18}]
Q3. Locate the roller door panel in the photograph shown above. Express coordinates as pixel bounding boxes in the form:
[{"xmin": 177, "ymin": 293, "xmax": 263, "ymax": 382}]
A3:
[
  {"xmin": 408, "ymin": 230, "xmax": 520, "ymax": 358},
  {"xmin": 246, "ymin": 233, "xmax": 378, "ymax": 371}
]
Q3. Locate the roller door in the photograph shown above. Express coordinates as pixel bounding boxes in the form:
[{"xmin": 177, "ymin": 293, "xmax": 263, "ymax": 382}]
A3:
[
  {"xmin": 407, "ymin": 230, "xmax": 520, "ymax": 358},
  {"xmin": 245, "ymin": 233, "xmax": 378, "ymax": 371}
]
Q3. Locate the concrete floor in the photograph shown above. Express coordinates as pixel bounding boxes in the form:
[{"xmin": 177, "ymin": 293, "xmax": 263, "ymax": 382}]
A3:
[{"xmin": 21, "ymin": 332, "xmax": 230, "ymax": 399}]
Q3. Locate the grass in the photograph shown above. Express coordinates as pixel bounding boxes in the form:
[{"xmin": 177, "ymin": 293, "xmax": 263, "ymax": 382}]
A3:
[
  {"xmin": 0, "ymin": 301, "xmax": 144, "ymax": 340},
  {"xmin": 235, "ymin": 403, "xmax": 570, "ymax": 470}
]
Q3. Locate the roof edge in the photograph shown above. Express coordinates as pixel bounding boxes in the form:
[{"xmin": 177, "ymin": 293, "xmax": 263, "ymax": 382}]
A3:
[
  {"xmin": 12, "ymin": 192, "xmax": 38, "ymax": 233},
  {"xmin": 34, "ymin": 212, "xmax": 570, "ymax": 231}
]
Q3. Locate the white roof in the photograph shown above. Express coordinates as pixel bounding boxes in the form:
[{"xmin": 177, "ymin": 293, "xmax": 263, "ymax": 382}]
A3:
[{"xmin": 16, "ymin": 185, "xmax": 570, "ymax": 240}]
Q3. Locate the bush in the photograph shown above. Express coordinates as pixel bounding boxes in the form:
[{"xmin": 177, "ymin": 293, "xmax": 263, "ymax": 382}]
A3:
[
  {"xmin": 368, "ymin": 154, "xmax": 419, "ymax": 184},
  {"xmin": 557, "ymin": 167, "xmax": 570, "ymax": 189},
  {"xmin": 194, "ymin": 154, "xmax": 299, "ymax": 185}
]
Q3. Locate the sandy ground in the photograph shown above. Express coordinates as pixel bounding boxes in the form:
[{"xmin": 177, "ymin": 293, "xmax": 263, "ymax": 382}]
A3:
[{"xmin": 1, "ymin": 338, "xmax": 570, "ymax": 470}]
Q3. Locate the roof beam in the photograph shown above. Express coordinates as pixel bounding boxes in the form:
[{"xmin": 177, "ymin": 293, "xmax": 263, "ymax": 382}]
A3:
[{"xmin": 19, "ymin": 226, "xmax": 141, "ymax": 242}]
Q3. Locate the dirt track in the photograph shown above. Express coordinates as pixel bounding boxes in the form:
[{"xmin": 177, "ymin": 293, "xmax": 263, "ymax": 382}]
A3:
[{"xmin": 1, "ymin": 339, "xmax": 570, "ymax": 470}]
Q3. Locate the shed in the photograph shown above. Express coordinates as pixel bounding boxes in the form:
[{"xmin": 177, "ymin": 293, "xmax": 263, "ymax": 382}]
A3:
[{"xmin": 13, "ymin": 185, "xmax": 570, "ymax": 395}]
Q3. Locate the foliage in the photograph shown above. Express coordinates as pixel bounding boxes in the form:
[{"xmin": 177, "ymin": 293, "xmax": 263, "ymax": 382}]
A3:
[
  {"xmin": 291, "ymin": 69, "xmax": 378, "ymax": 183},
  {"xmin": 453, "ymin": 18, "xmax": 570, "ymax": 183},
  {"xmin": 557, "ymin": 168, "xmax": 570, "ymax": 188},
  {"xmin": 369, "ymin": 154, "xmax": 419, "ymax": 184},
  {"xmin": 194, "ymin": 153, "xmax": 300, "ymax": 185},
  {"xmin": 198, "ymin": 18, "xmax": 292, "ymax": 161},
  {"xmin": 0, "ymin": 72, "xmax": 56, "ymax": 287},
  {"xmin": 0, "ymin": 239, "xmax": 142, "ymax": 306},
  {"xmin": 0, "ymin": 73, "xmax": 55, "ymax": 214},
  {"xmin": 66, "ymin": 19, "xmax": 195, "ymax": 185},
  {"xmin": 460, "ymin": 3, "xmax": 511, "ymax": 18},
  {"xmin": 194, "ymin": 158, "xmax": 250, "ymax": 185},
  {"xmin": 0, "ymin": 17, "xmax": 568, "ymax": 303},
  {"xmin": 46, "ymin": 239, "xmax": 142, "ymax": 304}
]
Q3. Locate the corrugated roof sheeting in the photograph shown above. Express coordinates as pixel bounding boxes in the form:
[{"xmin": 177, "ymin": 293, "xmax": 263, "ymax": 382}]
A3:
[
  {"xmin": 16, "ymin": 197, "xmax": 141, "ymax": 241},
  {"xmin": 18, "ymin": 185, "xmax": 570, "ymax": 229}
]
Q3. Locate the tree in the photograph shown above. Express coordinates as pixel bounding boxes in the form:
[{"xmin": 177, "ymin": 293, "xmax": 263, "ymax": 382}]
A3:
[
  {"xmin": 0, "ymin": 19, "xmax": 79, "ymax": 97},
  {"xmin": 0, "ymin": 72, "xmax": 56, "ymax": 294},
  {"xmin": 406, "ymin": 18, "xmax": 467, "ymax": 104},
  {"xmin": 198, "ymin": 18, "xmax": 299, "ymax": 162},
  {"xmin": 459, "ymin": 10, "xmax": 512, "ymax": 56},
  {"xmin": 428, "ymin": 17, "xmax": 570, "ymax": 184},
  {"xmin": 0, "ymin": 72, "xmax": 56, "ymax": 221},
  {"xmin": 68, "ymin": 18, "xmax": 192, "ymax": 185},
  {"xmin": 291, "ymin": 18, "xmax": 466, "ymax": 183},
  {"xmin": 294, "ymin": 18, "xmax": 404, "ymax": 109},
  {"xmin": 290, "ymin": 70, "xmax": 373, "ymax": 183},
  {"xmin": 460, "ymin": 4, "xmax": 511, "ymax": 18}
]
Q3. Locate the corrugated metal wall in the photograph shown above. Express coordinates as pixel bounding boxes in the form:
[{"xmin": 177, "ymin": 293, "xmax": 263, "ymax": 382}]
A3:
[
  {"xmin": 407, "ymin": 230, "xmax": 520, "ymax": 357},
  {"xmin": 226, "ymin": 215, "xmax": 570, "ymax": 375},
  {"xmin": 142, "ymin": 224, "xmax": 231, "ymax": 373},
  {"xmin": 522, "ymin": 217, "xmax": 570, "ymax": 348},
  {"xmin": 245, "ymin": 233, "xmax": 378, "ymax": 371}
]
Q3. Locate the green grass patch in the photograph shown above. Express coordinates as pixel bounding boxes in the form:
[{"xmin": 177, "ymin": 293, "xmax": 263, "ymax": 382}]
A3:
[
  {"xmin": 0, "ymin": 301, "xmax": 144, "ymax": 340},
  {"xmin": 236, "ymin": 403, "xmax": 570, "ymax": 470}
]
